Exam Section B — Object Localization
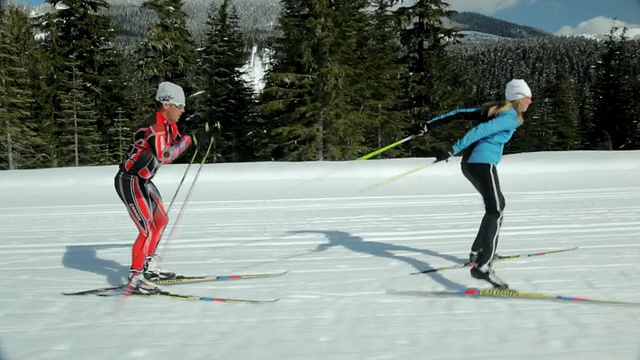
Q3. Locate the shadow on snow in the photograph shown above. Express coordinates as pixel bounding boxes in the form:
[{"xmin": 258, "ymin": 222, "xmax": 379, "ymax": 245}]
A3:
[
  {"xmin": 62, "ymin": 244, "xmax": 129, "ymax": 286},
  {"xmin": 289, "ymin": 229, "xmax": 467, "ymax": 290}
]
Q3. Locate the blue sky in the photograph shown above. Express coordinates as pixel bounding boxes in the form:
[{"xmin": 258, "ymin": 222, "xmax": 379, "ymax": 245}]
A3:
[
  {"xmin": 448, "ymin": 0, "xmax": 640, "ymax": 34},
  {"xmin": 11, "ymin": 0, "xmax": 640, "ymax": 35}
]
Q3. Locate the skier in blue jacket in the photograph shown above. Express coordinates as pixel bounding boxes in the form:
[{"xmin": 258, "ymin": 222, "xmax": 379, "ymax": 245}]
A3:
[{"xmin": 420, "ymin": 79, "xmax": 533, "ymax": 289}]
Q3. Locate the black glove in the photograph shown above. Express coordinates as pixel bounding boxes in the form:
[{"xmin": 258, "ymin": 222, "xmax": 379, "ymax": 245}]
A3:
[
  {"xmin": 434, "ymin": 148, "xmax": 454, "ymax": 162},
  {"xmin": 193, "ymin": 128, "xmax": 211, "ymax": 150},
  {"xmin": 413, "ymin": 122, "xmax": 430, "ymax": 136}
]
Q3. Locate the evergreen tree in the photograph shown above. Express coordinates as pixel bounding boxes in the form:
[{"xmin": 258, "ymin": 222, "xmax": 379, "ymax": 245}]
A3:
[
  {"xmin": 394, "ymin": 0, "xmax": 467, "ymax": 156},
  {"xmin": 316, "ymin": 1, "xmax": 378, "ymax": 161},
  {"xmin": 95, "ymin": 40, "xmax": 130, "ymax": 164},
  {"xmin": 37, "ymin": 0, "xmax": 122, "ymax": 166},
  {"xmin": 196, "ymin": 0, "xmax": 255, "ymax": 162},
  {"xmin": 2, "ymin": 1, "xmax": 640, "ymax": 169},
  {"xmin": 0, "ymin": 5, "xmax": 39, "ymax": 169},
  {"xmin": 510, "ymin": 98, "xmax": 546, "ymax": 153},
  {"xmin": 547, "ymin": 71, "xmax": 580, "ymax": 150},
  {"xmin": 134, "ymin": 0, "xmax": 196, "ymax": 112},
  {"xmin": 121, "ymin": 47, "xmax": 154, "ymax": 130},
  {"xmin": 590, "ymin": 28, "xmax": 638, "ymax": 149},
  {"xmin": 575, "ymin": 82, "xmax": 595, "ymax": 149},
  {"xmin": 508, "ymin": 81, "xmax": 578, "ymax": 154},
  {"xmin": 260, "ymin": 0, "xmax": 372, "ymax": 161},
  {"xmin": 257, "ymin": 0, "xmax": 311, "ymax": 160},
  {"xmin": 29, "ymin": 44, "xmax": 59, "ymax": 168},
  {"xmin": 57, "ymin": 63, "xmax": 102, "ymax": 166},
  {"xmin": 450, "ymin": 36, "xmax": 613, "ymax": 153},
  {"xmin": 352, "ymin": 0, "xmax": 410, "ymax": 159},
  {"xmin": 106, "ymin": 107, "xmax": 133, "ymax": 162},
  {"xmin": 0, "ymin": 0, "xmax": 5, "ymax": 20}
]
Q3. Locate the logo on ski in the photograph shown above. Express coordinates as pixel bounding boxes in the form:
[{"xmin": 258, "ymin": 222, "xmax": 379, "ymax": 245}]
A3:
[
  {"xmin": 62, "ymin": 271, "xmax": 288, "ymax": 298},
  {"xmin": 388, "ymin": 288, "xmax": 640, "ymax": 307}
]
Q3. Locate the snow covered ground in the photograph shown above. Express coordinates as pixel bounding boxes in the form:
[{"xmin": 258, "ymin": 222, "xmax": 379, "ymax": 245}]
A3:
[{"xmin": 1, "ymin": 151, "xmax": 640, "ymax": 360}]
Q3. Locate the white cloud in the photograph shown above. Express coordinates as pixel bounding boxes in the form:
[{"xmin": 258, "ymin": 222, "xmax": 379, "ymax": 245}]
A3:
[
  {"xmin": 445, "ymin": 0, "xmax": 534, "ymax": 15},
  {"xmin": 555, "ymin": 16, "xmax": 640, "ymax": 36}
]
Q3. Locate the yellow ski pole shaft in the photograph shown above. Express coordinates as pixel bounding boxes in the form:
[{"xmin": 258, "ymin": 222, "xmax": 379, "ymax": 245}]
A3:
[
  {"xmin": 362, "ymin": 160, "xmax": 437, "ymax": 192},
  {"xmin": 357, "ymin": 134, "xmax": 420, "ymax": 161}
]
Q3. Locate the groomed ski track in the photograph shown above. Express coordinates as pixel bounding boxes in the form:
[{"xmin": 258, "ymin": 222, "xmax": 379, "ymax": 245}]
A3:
[{"xmin": 1, "ymin": 152, "xmax": 640, "ymax": 359}]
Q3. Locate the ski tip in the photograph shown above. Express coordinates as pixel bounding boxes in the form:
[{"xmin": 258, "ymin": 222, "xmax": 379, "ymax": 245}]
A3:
[
  {"xmin": 208, "ymin": 297, "xmax": 280, "ymax": 304},
  {"xmin": 243, "ymin": 270, "xmax": 289, "ymax": 276},
  {"xmin": 410, "ymin": 267, "xmax": 452, "ymax": 275},
  {"xmin": 222, "ymin": 296, "xmax": 281, "ymax": 304},
  {"xmin": 62, "ymin": 292, "xmax": 94, "ymax": 296},
  {"xmin": 61, "ymin": 284, "xmax": 126, "ymax": 296},
  {"xmin": 385, "ymin": 289, "xmax": 438, "ymax": 297},
  {"xmin": 411, "ymin": 262, "xmax": 469, "ymax": 275},
  {"xmin": 265, "ymin": 270, "xmax": 289, "ymax": 277},
  {"xmin": 386, "ymin": 289, "xmax": 417, "ymax": 298},
  {"xmin": 246, "ymin": 270, "xmax": 289, "ymax": 278}
]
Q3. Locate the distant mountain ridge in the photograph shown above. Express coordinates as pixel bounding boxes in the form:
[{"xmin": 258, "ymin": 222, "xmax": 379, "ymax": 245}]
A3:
[
  {"xmin": 26, "ymin": 0, "xmax": 553, "ymax": 44},
  {"xmin": 449, "ymin": 12, "xmax": 553, "ymax": 39}
]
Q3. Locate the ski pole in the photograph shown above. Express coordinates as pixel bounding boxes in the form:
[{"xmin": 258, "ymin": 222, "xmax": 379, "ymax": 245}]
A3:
[
  {"xmin": 357, "ymin": 134, "xmax": 422, "ymax": 160},
  {"xmin": 157, "ymin": 123, "xmax": 217, "ymax": 258},
  {"xmin": 166, "ymin": 149, "xmax": 198, "ymax": 214},
  {"xmin": 361, "ymin": 160, "xmax": 437, "ymax": 193},
  {"xmin": 165, "ymin": 99, "xmax": 208, "ymax": 214}
]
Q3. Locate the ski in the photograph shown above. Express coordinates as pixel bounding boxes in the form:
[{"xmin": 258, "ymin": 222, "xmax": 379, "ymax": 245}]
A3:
[
  {"xmin": 388, "ymin": 288, "xmax": 640, "ymax": 307},
  {"xmin": 62, "ymin": 271, "xmax": 288, "ymax": 296},
  {"xmin": 155, "ymin": 271, "xmax": 288, "ymax": 285},
  {"xmin": 97, "ymin": 290, "xmax": 278, "ymax": 304},
  {"xmin": 411, "ymin": 246, "xmax": 579, "ymax": 274}
]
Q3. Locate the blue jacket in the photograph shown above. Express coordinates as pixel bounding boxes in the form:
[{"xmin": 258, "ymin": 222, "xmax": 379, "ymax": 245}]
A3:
[{"xmin": 450, "ymin": 108, "xmax": 521, "ymax": 165}]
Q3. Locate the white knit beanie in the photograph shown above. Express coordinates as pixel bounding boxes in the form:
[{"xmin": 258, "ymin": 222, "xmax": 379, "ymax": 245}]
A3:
[
  {"xmin": 505, "ymin": 79, "xmax": 532, "ymax": 101},
  {"xmin": 155, "ymin": 81, "xmax": 186, "ymax": 107}
]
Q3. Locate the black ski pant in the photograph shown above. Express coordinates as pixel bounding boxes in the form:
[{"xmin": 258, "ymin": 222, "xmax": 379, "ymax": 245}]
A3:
[{"xmin": 461, "ymin": 162, "xmax": 505, "ymax": 269}]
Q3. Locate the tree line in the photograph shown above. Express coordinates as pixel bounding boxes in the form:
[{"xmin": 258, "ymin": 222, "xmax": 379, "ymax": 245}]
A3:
[{"xmin": 0, "ymin": 0, "xmax": 639, "ymax": 170}]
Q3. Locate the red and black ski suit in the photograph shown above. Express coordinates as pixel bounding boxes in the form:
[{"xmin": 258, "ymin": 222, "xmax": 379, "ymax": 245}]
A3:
[{"xmin": 114, "ymin": 112, "xmax": 192, "ymax": 271}]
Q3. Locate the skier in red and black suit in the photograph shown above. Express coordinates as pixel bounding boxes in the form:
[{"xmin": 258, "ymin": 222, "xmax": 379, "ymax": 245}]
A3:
[{"xmin": 114, "ymin": 81, "xmax": 192, "ymax": 294}]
